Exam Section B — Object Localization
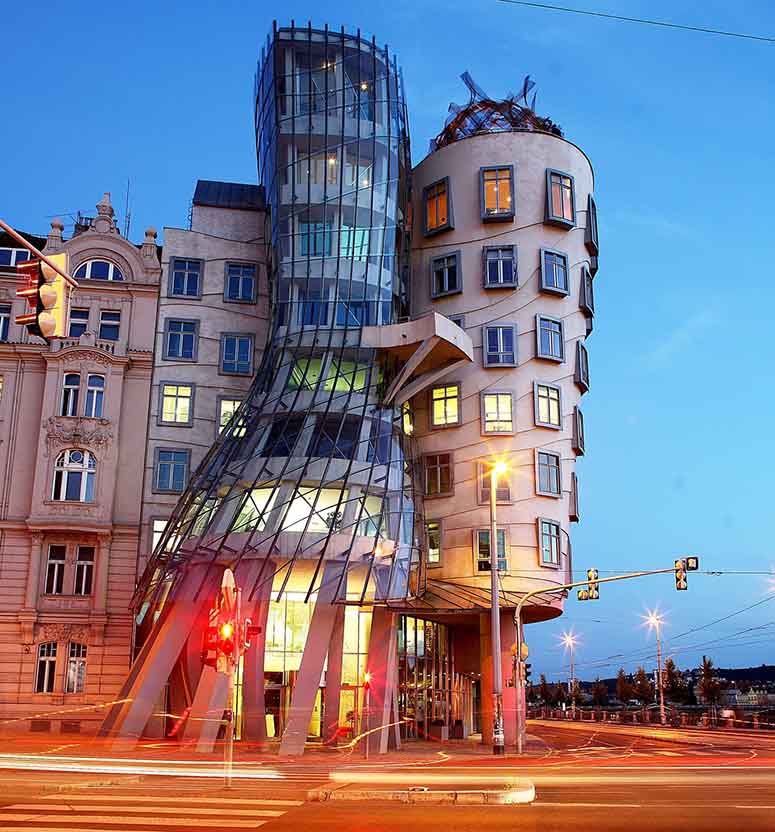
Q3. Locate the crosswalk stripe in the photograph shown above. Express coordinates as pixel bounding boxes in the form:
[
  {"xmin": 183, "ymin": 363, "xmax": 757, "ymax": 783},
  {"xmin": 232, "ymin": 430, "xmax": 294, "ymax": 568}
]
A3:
[
  {"xmin": 38, "ymin": 795, "xmax": 303, "ymax": 807},
  {"xmin": 8, "ymin": 804, "xmax": 284, "ymax": 818},
  {"xmin": 0, "ymin": 814, "xmax": 266, "ymax": 828}
]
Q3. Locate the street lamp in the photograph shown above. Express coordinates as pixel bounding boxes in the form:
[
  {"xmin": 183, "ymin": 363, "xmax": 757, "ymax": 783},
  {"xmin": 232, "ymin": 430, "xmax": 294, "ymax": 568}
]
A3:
[
  {"xmin": 644, "ymin": 609, "xmax": 666, "ymax": 725},
  {"xmin": 561, "ymin": 630, "xmax": 578, "ymax": 716},
  {"xmin": 488, "ymin": 458, "xmax": 508, "ymax": 755}
]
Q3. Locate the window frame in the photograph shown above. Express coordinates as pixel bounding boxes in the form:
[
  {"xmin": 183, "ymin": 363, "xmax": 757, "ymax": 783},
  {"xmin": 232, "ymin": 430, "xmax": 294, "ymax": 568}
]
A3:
[
  {"xmin": 474, "ymin": 527, "xmax": 508, "ymax": 573},
  {"xmin": 84, "ymin": 374, "xmax": 105, "ymax": 419},
  {"xmin": 585, "ymin": 194, "xmax": 599, "ymax": 255},
  {"xmin": 539, "ymin": 248, "xmax": 570, "ymax": 296},
  {"xmin": 44, "ymin": 544, "xmax": 66, "ymax": 595},
  {"xmin": 537, "ymin": 517, "xmax": 562, "ymax": 569},
  {"xmin": 73, "ymin": 546, "xmax": 95, "ymax": 596},
  {"xmin": 535, "ymin": 448, "xmax": 562, "ymax": 498},
  {"xmin": 535, "ymin": 313, "xmax": 566, "ymax": 362},
  {"xmin": 0, "ymin": 303, "xmax": 12, "ymax": 341},
  {"xmin": 98, "ymin": 310, "xmax": 121, "ymax": 342},
  {"xmin": 533, "ymin": 381, "xmax": 563, "ymax": 430},
  {"xmin": 73, "ymin": 259, "xmax": 125, "ymax": 282},
  {"xmin": 476, "ymin": 461, "xmax": 512, "ymax": 505},
  {"xmin": 570, "ymin": 471, "xmax": 580, "ymax": 522},
  {"xmin": 428, "ymin": 382, "xmax": 461, "ymax": 430},
  {"xmin": 64, "ymin": 642, "xmax": 87, "ymax": 694},
  {"xmin": 35, "ymin": 642, "xmax": 58, "ymax": 694},
  {"xmin": 167, "ymin": 257, "xmax": 204, "ymax": 300},
  {"xmin": 423, "ymin": 176, "xmax": 454, "ymax": 237},
  {"xmin": 68, "ymin": 308, "xmax": 89, "ymax": 339},
  {"xmin": 572, "ymin": 406, "xmax": 585, "ymax": 455},
  {"xmin": 423, "ymin": 452, "xmax": 454, "ymax": 498},
  {"xmin": 220, "ymin": 333, "xmax": 255, "ymax": 376},
  {"xmin": 480, "ymin": 390, "xmax": 514, "ymax": 435},
  {"xmin": 217, "ymin": 396, "xmax": 244, "ymax": 437},
  {"xmin": 447, "ymin": 313, "xmax": 465, "ymax": 330},
  {"xmin": 482, "ymin": 245, "xmax": 518, "ymax": 289},
  {"xmin": 153, "ymin": 447, "xmax": 191, "ymax": 494},
  {"xmin": 479, "ymin": 164, "xmax": 515, "ymax": 222},
  {"xmin": 482, "ymin": 323, "xmax": 518, "ymax": 368},
  {"xmin": 158, "ymin": 381, "xmax": 196, "ymax": 427},
  {"xmin": 545, "ymin": 168, "xmax": 576, "ymax": 228},
  {"xmin": 575, "ymin": 341, "xmax": 590, "ymax": 392},
  {"xmin": 163, "ymin": 317, "xmax": 200, "ymax": 362},
  {"xmin": 580, "ymin": 265, "xmax": 595, "ymax": 317},
  {"xmin": 51, "ymin": 449, "xmax": 96, "ymax": 503},
  {"xmin": 61, "ymin": 373, "xmax": 80, "ymax": 417},
  {"xmin": 223, "ymin": 260, "xmax": 258, "ymax": 304},
  {"xmin": 426, "ymin": 519, "xmax": 443, "ymax": 568},
  {"xmin": 430, "ymin": 250, "xmax": 462, "ymax": 299}
]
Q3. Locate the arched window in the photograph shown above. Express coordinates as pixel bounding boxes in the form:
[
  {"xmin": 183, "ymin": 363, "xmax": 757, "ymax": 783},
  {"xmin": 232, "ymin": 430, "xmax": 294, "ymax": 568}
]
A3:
[
  {"xmin": 52, "ymin": 449, "xmax": 96, "ymax": 502},
  {"xmin": 61, "ymin": 373, "xmax": 80, "ymax": 416},
  {"xmin": 73, "ymin": 259, "xmax": 125, "ymax": 281},
  {"xmin": 85, "ymin": 374, "xmax": 104, "ymax": 418},
  {"xmin": 35, "ymin": 642, "xmax": 57, "ymax": 693}
]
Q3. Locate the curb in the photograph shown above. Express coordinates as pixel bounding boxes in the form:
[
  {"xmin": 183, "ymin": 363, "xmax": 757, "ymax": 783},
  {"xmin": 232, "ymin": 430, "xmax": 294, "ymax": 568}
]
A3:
[
  {"xmin": 309, "ymin": 781, "xmax": 535, "ymax": 805},
  {"xmin": 47, "ymin": 775, "xmax": 144, "ymax": 792}
]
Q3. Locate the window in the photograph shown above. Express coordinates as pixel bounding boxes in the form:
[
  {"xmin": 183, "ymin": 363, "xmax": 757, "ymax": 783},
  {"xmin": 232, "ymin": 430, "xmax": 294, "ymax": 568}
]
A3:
[
  {"xmin": 585, "ymin": 194, "xmax": 599, "ymax": 255},
  {"xmin": 45, "ymin": 544, "xmax": 66, "ymax": 595},
  {"xmin": 430, "ymin": 252, "xmax": 461, "ymax": 298},
  {"xmin": 65, "ymin": 642, "xmax": 87, "ymax": 694},
  {"xmin": 424, "ymin": 177, "xmax": 452, "ymax": 235},
  {"xmin": 283, "ymin": 487, "xmax": 349, "ymax": 534},
  {"xmin": 424, "ymin": 453, "xmax": 452, "ymax": 497},
  {"xmin": 402, "ymin": 401, "xmax": 414, "ymax": 436},
  {"xmin": 234, "ymin": 488, "xmax": 277, "ymax": 534},
  {"xmin": 536, "ymin": 315, "xmax": 565, "ymax": 361},
  {"xmin": 430, "ymin": 384, "xmax": 460, "ymax": 428},
  {"xmin": 221, "ymin": 334, "xmax": 254, "ymax": 375},
  {"xmin": 68, "ymin": 308, "xmax": 89, "ymax": 338},
  {"xmin": 52, "ymin": 450, "xmax": 96, "ymax": 502},
  {"xmin": 483, "ymin": 246, "xmax": 517, "ymax": 288},
  {"xmin": 335, "ymin": 299, "xmax": 375, "ymax": 327},
  {"xmin": 580, "ymin": 266, "xmax": 594, "ymax": 316},
  {"xmin": 534, "ymin": 382, "xmax": 562, "ymax": 429},
  {"xmin": 311, "ymin": 415, "xmax": 360, "ymax": 459},
  {"xmin": 300, "ymin": 222, "xmax": 333, "ymax": 256},
  {"xmin": 218, "ymin": 398, "xmax": 243, "ymax": 434},
  {"xmin": 477, "ymin": 462, "xmax": 511, "ymax": 504},
  {"xmin": 154, "ymin": 449, "xmax": 189, "ymax": 493},
  {"xmin": 99, "ymin": 310, "xmax": 121, "ymax": 341},
  {"xmin": 483, "ymin": 325, "xmax": 517, "ymax": 367},
  {"xmin": 480, "ymin": 165, "xmax": 514, "ymax": 221},
  {"xmin": 340, "ymin": 226, "xmax": 370, "ymax": 261},
  {"xmin": 84, "ymin": 375, "xmax": 104, "ymax": 418},
  {"xmin": 0, "ymin": 304, "xmax": 11, "ymax": 341},
  {"xmin": 61, "ymin": 373, "xmax": 80, "ymax": 417},
  {"xmin": 572, "ymin": 406, "xmax": 585, "ymax": 454},
  {"xmin": 476, "ymin": 528, "xmax": 507, "ymax": 572},
  {"xmin": 481, "ymin": 391, "xmax": 513, "ymax": 434},
  {"xmin": 447, "ymin": 314, "xmax": 465, "ymax": 329},
  {"xmin": 169, "ymin": 258, "xmax": 202, "ymax": 298},
  {"xmin": 426, "ymin": 521, "xmax": 441, "ymax": 566},
  {"xmin": 35, "ymin": 642, "xmax": 57, "ymax": 693},
  {"xmin": 575, "ymin": 341, "xmax": 590, "ymax": 391},
  {"xmin": 160, "ymin": 382, "xmax": 194, "ymax": 425},
  {"xmin": 298, "ymin": 289, "xmax": 329, "ymax": 326},
  {"xmin": 74, "ymin": 259, "xmax": 125, "ymax": 281},
  {"xmin": 225, "ymin": 262, "xmax": 257, "ymax": 302},
  {"xmin": 0, "ymin": 247, "xmax": 31, "ymax": 268},
  {"xmin": 163, "ymin": 319, "xmax": 198, "ymax": 360},
  {"xmin": 539, "ymin": 519, "xmax": 561, "ymax": 566},
  {"xmin": 263, "ymin": 416, "xmax": 305, "ymax": 457},
  {"xmin": 540, "ymin": 249, "xmax": 569, "ymax": 295},
  {"xmin": 358, "ymin": 495, "xmax": 384, "ymax": 537},
  {"xmin": 366, "ymin": 412, "xmax": 392, "ymax": 464},
  {"xmin": 74, "ymin": 546, "xmax": 94, "ymax": 595},
  {"xmin": 546, "ymin": 169, "xmax": 576, "ymax": 227},
  {"xmin": 570, "ymin": 472, "xmax": 580, "ymax": 522},
  {"xmin": 286, "ymin": 357, "xmax": 324, "ymax": 390},
  {"xmin": 323, "ymin": 359, "xmax": 371, "ymax": 392},
  {"xmin": 537, "ymin": 451, "xmax": 561, "ymax": 497}
]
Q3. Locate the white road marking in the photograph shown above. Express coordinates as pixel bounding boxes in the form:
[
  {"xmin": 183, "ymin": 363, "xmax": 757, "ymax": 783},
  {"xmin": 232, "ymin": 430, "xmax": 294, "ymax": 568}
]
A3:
[
  {"xmin": 0, "ymin": 814, "xmax": 266, "ymax": 827},
  {"xmin": 8, "ymin": 804, "xmax": 284, "ymax": 817},
  {"xmin": 38, "ymin": 794, "xmax": 303, "ymax": 806}
]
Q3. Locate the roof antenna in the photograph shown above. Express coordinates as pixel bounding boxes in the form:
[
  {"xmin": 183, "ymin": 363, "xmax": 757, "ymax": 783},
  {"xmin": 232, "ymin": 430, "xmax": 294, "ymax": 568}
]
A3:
[{"xmin": 123, "ymin": 178, "xmax": 132, "ymax": 238}]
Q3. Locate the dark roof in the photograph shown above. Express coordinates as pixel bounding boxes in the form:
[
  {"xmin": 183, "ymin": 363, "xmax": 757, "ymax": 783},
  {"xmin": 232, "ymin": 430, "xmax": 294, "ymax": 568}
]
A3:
[
  {"xmin": 193, "ymin": 180, "xmax": 265, "ymax": 211},
  {"xmin": 0, "ymin": 230, "xmax": 47, "ymax": 249}
]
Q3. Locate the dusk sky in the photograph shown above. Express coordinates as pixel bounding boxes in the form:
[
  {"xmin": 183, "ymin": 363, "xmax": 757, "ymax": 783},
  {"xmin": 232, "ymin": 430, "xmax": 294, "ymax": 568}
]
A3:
[{"xmin": 2, "ymin": 1, "xmax": 773, "ymax": 681}]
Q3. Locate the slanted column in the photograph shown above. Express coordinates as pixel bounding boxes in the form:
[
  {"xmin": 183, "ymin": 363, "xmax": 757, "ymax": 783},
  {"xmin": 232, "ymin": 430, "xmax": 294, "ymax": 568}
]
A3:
[
  {"xmin": 241, "ymin": 568, "xmax": 274, "ymax": 743},
  {"xmin": 323, "ymin": 605, "xmax": 345, "ymax": 745},
  {"xmin": 364, "ymin": 607, "xmax": 401, "ymax": 754}
]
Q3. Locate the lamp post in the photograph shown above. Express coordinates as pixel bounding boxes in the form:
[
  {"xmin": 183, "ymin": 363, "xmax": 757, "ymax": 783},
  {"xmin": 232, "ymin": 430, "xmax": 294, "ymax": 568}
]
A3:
[
  {"xmin": 489, "ymin": 459, "xmax": 507, "ymax": 755},
  {"xmin": 645, "ymin": 610, "xmax": 666, "ymax": 725},
  {"xmin": 561, "ymin": 631, "xmax": 578, "ymax": 717}
]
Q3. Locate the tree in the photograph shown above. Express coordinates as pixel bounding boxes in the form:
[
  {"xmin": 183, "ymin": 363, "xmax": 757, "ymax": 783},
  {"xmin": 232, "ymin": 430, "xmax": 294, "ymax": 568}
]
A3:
[
  {"xmin": 663, "ymin": 657, "xmax": 686, "ymax": 703},
  {"xmin": 616, "ymin": 668, "xmax": 633, "ymax": 703},
  {"xmin": 698, "ymin": 656, "xmax": 721, "ymax": 706},
  {"xmin": 634, "ymin": 666, "xmax": 654, "ymax": 704},
  {"xmin": 591, "ymin": 677, "xmax": 609, "ymax": 706},
  {"xmin": 551, "ymin": 682, "xmax": 567, "ymax": 705},
  {"xmin": 539, "ymin": 674, "xmax": 551, "ymax": 704},
  {"xmin": 570, "ymin": 678, "xmax": 581, "ymax": 706}
]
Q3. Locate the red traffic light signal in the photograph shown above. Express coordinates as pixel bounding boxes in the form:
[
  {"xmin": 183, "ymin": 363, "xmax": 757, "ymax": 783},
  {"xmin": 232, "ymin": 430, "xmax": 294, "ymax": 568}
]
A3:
[{"xmin": 218, "ymin": 621, "xmax": 236, "ymax": 655}]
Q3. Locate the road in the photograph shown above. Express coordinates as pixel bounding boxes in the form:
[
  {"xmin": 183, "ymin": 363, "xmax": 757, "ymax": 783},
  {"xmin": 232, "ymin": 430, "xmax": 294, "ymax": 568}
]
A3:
[{"xmin": 0, "ymin": 721, "xmax": 773, "ymax": 830}]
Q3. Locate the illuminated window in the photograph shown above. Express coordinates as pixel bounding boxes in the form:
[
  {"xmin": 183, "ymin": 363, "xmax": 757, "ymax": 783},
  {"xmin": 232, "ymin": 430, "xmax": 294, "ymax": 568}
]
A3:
[
  {"xmin": 323, "ymin": 359, "xmax": 371, "ymax": 392},
  {"xmin": 481, "ymin": 392, "xmax": 513, "ymax": 434},
  {"xmin": 480, "ymin": 166, "xmax": 514, "ymax": 221},
  {"xmin": 65, "ymin": 643, "xmax": 87, "ymax": 694},
  {"xmin": 152, "ymin": 518, "xmax": 168, "ymax": 551},
  {"xmin": 575, "ymin": 341, "xmax": 590, "ymax": 391},
  {"xmin": 61, "ymin": 373, "xmax": 80, "ymax": 417},
  {"xmin": 358, "ymin": 495, "xmax": 384, "ymax": 536},
  {"xmin": 430, "ymin": 252, "xmax": 461, "ymax": 298},
  {"xmin": 52, "ymin": 450, "xmax": 96, "ymax": 502},
  {"xmin": 484, "ymin": 246, "xmax": 517, "ymax": 287},
  {"xmin": 218, "ymin": 398, "xmax": 244, "ymax": 435},
  {"xmin": 233, "ymin": 488, "xmax": 277, "ymax": 533},
  {"xmin": 483, "ymin": 325, "xmax": 517, "ymax": 367},
  {"xmin": 476, "ymin": 528, "xmax": 507, "ymax": 572},
  {"xmin": 402, "ymin": 401, "xmax": 414, "ymax": 436},
  {"xmin": 68, "ymin": 308, "xmax": 89, "ymax": 338},
  {"xmin": 537, "ymin": 451, "xmax": 561, "ymax": 497},
  {"xmin": 539, "ymin": 519, "xmax": 561, "ymax": 566},
  {"xmin": 477, "ymin": 462, "xmax": 511, "ymax": 504},
  {"xmin": 536, "ymin": 315, "xmax": 565, "ymax": 361},
  {"xmin": 430, "ymin": 384, "xmax": 460, "ymax": 428},
  {"xmin": 546, "ymin": 169, "xmax": 575, "ymax": 227},
  {"xmin": 160, "ymin": 383, "xmax": 193, "ymax": 425},
  {"xmin": 169, "ymin": 258, "xmax": 202, "ymax": 298},
  {"xmin": 283, "ymin": 487, "xmax": 349, "ymax": 533},
  {"xmin": 424, "ymin": 453, "xmax": 452, "ymax": 497},
  {"xmin": 287, "ymin": 357, "xmax": 324, "ymax": 390},
  {"xmin": 74, "ymin": 259, "xmax": 125, "ymax": 281},
  {"xmin": 45, "ymin": 545, "xmax": 66, "ymax": 595},
  {"xmin": 35, "ymin": 642, "xmax": 57, "ymax": 693},
  {"xmin": 534, "ymin": 382, "xmax": 562, "ymax": 429},
  {"xmin": 74, "ymin": 546, "xmax": 94, "ymax": 595},
  {"xmin": 426, "ymin": 521, "xmax": 441, "ymax": 565},
  {"xmin": 424, "ymin": 178, "xmax": 452, "ymax": 235},
  {"xmin": 540, "ymin": 249, "xmax": 569, "ymax": 295},
  {"xmin": 84, "ymin": 375, "xmax": 104, "ymax": 418}
]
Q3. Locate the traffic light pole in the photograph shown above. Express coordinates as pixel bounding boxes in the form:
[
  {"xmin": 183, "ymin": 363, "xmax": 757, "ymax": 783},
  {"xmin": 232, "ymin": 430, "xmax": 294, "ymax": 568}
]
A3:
[
  {"xmin": 224, "ymin": 585, "xmax": 241, "ymax": 789},
  {"xmin": 0, "ymin": 219, "xmax": 78, "ymax": 287},
  {"xmin": 513, "ymin": 565, "xmax": 680, "ymax": 754}
]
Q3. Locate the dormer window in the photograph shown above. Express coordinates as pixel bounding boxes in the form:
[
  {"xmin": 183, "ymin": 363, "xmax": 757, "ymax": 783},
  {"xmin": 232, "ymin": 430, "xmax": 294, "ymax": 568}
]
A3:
[{"xmin": 74, "ymin": 260, "xmax": 125, "ymax": 281}]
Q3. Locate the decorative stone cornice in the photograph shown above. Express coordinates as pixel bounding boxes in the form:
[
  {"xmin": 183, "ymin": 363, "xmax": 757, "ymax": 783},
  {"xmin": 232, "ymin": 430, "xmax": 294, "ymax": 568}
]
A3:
[
  {"xmin": 38, "ymin": 622, "xmax": 91, "ymax": 643},
  {"xmin": 43, "ymin": 415, "xmax": 113, "ymax": 457}
]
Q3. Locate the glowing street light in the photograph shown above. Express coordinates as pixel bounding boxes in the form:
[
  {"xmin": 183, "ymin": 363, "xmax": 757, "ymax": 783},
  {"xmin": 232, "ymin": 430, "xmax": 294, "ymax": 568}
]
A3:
[
  {"xmin": 643, "ymin": 608, "xmax": 666, "ymax": 725},
  {"xmin": 560, "ymin": 629, "xmax": 579, "ymax": 716}
]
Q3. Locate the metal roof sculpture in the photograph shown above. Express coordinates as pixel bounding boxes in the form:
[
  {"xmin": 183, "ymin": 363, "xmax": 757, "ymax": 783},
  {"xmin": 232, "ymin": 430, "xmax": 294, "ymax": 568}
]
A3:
[{"xmin": 429, "ymin": 71, "xmax": 563, "ymax": 153}]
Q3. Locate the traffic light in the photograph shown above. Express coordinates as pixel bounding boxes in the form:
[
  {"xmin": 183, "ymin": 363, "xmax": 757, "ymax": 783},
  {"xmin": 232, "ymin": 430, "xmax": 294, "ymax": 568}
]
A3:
[
  {"xmin": 674, "ymin": 558, "xmax": 688, "ymax": 590},
  {"xmin": 363, "ymin": 671, "xmax": 372, "ymax": 692},
  {"xmin": 15, "ymin": 253, "xmax": 70, "ymax": 341},
  {"xmin": 218, "ymin": 620, "xmax": 236, "ymax": 655},
  {"xmin": 587, "ymin": 568, "xmax": 599, "ymax": 600},
  {"xmin": 524, "ymin": 662, "xmax": 532, "ymax": 683},
  {"xmin": 686, "ymin": 556, "xmax": 699, "ymax": 572}
]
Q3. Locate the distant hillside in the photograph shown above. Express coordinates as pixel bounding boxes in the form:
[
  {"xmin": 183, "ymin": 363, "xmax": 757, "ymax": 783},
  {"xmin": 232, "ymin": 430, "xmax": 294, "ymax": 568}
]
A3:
[{"xmin": 717, "ymin": 664, "xmax": 775, "ymax": 683}]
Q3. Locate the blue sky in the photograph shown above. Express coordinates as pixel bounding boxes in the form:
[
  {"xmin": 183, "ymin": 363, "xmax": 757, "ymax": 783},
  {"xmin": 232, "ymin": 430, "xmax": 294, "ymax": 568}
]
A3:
[{"xmin": 2, "ymin": 2, "xmax": 774, "ymax": 681}]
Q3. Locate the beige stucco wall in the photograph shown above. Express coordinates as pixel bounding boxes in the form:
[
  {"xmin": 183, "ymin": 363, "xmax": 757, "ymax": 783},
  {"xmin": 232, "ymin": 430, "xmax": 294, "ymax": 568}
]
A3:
[{"xmin": 411, "ymin": 130, "xmax": 596, "ymax": 622}]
